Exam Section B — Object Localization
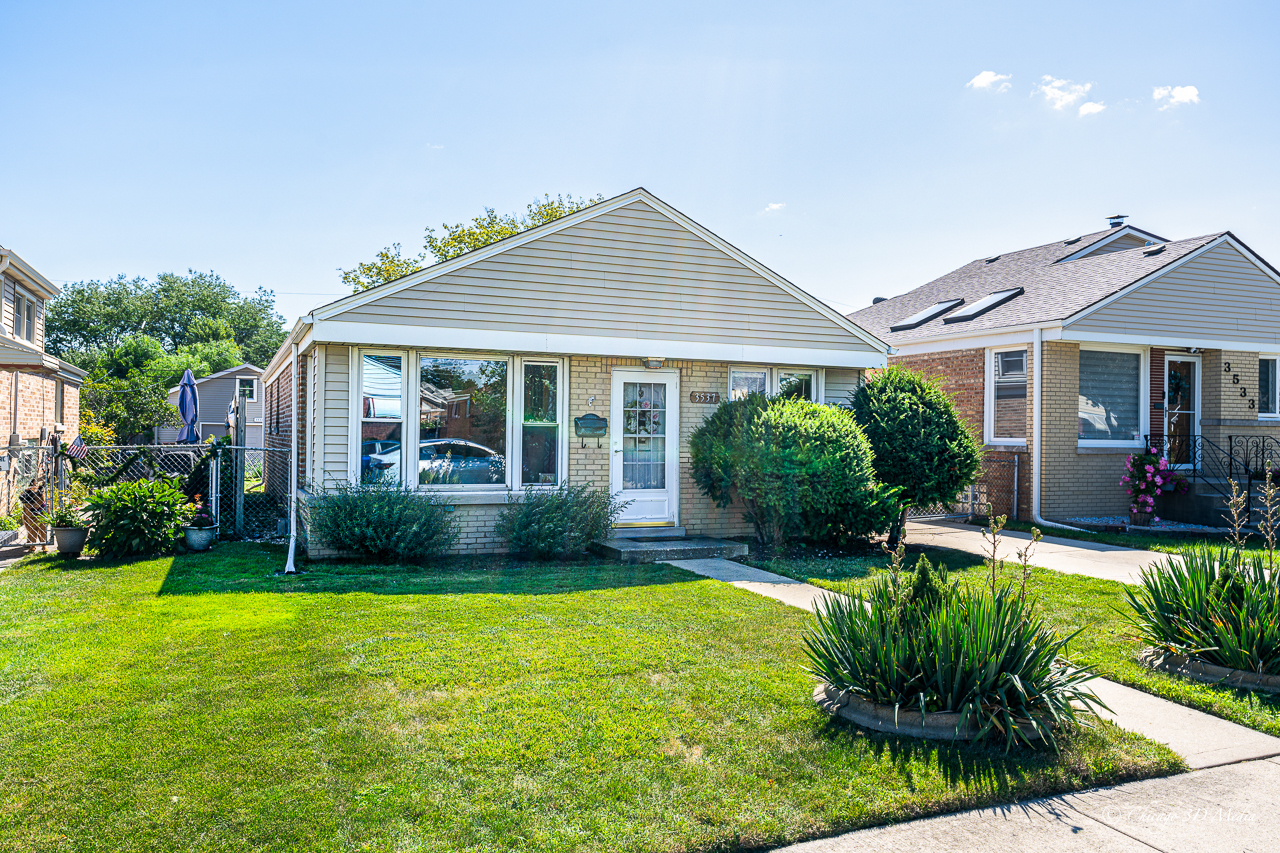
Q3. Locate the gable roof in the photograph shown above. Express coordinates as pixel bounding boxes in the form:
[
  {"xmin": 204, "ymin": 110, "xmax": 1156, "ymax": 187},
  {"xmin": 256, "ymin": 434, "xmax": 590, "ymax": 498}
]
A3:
[
  {"xmin": 306, "ymin": 187, "xmax": 888, "ymax": 352},
  {"xmin": 849, "ymin": 226, "xmax": 1228, "ymax": 344},
  {"xmin": 166, "ymin": 363, "xmax": 263, "ymax": 393}
]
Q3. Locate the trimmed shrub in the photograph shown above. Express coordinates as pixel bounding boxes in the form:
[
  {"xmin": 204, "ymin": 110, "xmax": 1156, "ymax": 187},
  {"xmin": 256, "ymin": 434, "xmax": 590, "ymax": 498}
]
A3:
[
  {"xmin": 690, "ymin": 394, "xmax": 898, "ymax": 546},
  {"xmin": 1125, "ymin": 544, "xmax": 1280, "ymax": 675},
  {"xmin": 85, "ymin": 477, "xmax": 189, "ymax": 559},
  {"xmin": 307, "ymin": 481, "xmax": 459, "ymax": 563},
  {"xmin": 804, "ymin": 556, "xmax": 1103, "ymax": 749},
  {"xmin": 495, "ymin": 484, "xmax": 629, "ymax": 560},
  {"xmin": 851, "ymin": 367, "xmax": 983, "ymax": 544}
]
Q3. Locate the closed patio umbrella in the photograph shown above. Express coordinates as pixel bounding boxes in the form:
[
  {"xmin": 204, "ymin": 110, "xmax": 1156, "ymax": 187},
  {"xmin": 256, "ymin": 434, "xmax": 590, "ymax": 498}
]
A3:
[{"xmin": 175, "ymin": 369, "xmax": 200, "ymax": 443}]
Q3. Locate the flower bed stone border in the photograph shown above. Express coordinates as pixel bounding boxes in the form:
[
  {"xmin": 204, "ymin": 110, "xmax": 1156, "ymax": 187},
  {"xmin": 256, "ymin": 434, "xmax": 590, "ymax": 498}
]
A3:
[
  {"xmin": 1138, "ymin": 648, "xmax": 1280, "ymax": 695},
  {"xmin": 813, "ymin": 683, "xmax": 1045, "ymax": 742}
]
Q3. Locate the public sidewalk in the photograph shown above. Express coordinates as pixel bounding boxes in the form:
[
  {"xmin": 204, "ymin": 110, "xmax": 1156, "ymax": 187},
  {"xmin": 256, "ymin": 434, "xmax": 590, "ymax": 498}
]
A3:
[
  {"xmin": 667, "ymin": 552, "xmax": 1280, "ymax": 851},
  {"xmin": 905, "ymin": 520, "xmax": 1166, "ymax": 585}
]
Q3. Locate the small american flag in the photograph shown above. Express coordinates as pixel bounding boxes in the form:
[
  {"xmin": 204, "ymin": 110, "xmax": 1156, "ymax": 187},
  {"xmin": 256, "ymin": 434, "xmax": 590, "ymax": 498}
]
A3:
[{"xmin": 64, "ymin": 436, "xmax": 89, "ymax": 459}]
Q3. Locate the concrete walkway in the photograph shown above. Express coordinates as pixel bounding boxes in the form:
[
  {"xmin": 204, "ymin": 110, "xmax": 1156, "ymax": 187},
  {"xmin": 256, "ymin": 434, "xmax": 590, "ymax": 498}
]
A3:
[
  {"xmin": 777, "ymin": 757, "xmax": 1280, "ymax": 852},
  {"xmin": 906, "ymin": 520, "xmax": 1168, "ymax": 585}
]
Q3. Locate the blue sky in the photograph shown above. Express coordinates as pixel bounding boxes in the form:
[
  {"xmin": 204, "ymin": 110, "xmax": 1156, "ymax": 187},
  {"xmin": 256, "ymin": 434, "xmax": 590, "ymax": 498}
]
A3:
[{"xmin": 3, "ymin": 1, "xmax": 1277, "ymax": 323}]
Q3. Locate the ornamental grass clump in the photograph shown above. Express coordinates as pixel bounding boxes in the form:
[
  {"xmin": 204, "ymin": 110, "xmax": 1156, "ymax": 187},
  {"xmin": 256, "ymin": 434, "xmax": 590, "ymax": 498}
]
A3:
[
  {"xmin": 804, "ymin": 553, "xmax": 1105, "ymax": 750},
  {"xmin": 307, "ymin": 480, "xmax": 459, "ymax": 563},
  {"xmin": 495, "ymin": 483, "xmax": 629, "ymax": 560},
  {"xmin": 1124, "ymin": 543, "xmax": 1280, "ymax": 676}
]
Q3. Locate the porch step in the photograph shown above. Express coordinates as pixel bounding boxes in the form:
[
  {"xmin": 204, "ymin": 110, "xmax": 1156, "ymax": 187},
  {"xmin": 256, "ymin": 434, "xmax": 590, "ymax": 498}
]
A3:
[
  {"xmin": 608, "ymin": 526, "xmax": 687, "ymax": 539},
  {"xmin": 590, "ymin": 535, "xmax": 749, "ymax": 565}
]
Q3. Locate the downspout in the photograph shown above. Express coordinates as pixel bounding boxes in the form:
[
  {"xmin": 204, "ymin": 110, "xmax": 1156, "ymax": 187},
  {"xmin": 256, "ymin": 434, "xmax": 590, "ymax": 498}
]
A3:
[
  {"xmin": 283, "ymin": 341, "xmax": 299, "ymax": 574},
  {"xmin": 1, "ymin": 251, "xmax": 14, "ymax": 449},
  {"xmin": 1032, "ymin": 327, "xmax": 1085, "ymax": 532}
]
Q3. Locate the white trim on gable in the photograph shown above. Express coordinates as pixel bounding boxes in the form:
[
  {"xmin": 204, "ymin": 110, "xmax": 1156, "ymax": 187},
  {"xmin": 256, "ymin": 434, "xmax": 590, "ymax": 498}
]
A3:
[{"xmin": 1055, "ymin": 225, "xmax": 1169, "ymax": 264}]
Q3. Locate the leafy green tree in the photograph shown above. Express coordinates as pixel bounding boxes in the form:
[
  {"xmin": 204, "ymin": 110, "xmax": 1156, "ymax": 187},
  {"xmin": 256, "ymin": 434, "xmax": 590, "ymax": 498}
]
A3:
[
  {"xmin": 82, "ymin": 367, "xmax": 181, "ymax": 442},
  {"xmin": 851, "ymin": 366, "xmax": 983, "ymax": 547},
  {"xmin": 340, "ymin": 194, "xmax": 604, "ymax": 293},
  {"xmin": 46, "ymin": 271, "xmax": 285, "ymax": 369}
]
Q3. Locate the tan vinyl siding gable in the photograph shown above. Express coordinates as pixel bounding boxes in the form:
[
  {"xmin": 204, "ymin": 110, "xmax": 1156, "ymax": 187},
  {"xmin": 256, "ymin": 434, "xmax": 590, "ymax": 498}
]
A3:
[
  {"xmin": 335, "ymin": 200, "xmax": 870, "ymax": 352},
  {"xmin": 1069, "ymin": 242, "xmax": 1280, "ymax": 345},
  {"xmin": 1079, "ymin": 232, "xmax": 1148, "ymax": 257},
  {"xmin": 321, "ymin": 345, "xmax": 350, "ymax": 484}
]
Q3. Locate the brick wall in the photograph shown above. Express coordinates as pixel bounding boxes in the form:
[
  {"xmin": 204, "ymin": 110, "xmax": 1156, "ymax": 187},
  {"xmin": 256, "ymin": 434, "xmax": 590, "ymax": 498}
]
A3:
[{"xmin": 0, "ymin": 369, "xmax": 77, "ymax": 442}]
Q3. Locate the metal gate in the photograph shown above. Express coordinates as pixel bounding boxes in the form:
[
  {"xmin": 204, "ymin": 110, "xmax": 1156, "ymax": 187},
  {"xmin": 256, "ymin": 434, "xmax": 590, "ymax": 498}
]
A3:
[{"xmin": 906, "ymin": 483, "xmax": 985, "ymax": 521}]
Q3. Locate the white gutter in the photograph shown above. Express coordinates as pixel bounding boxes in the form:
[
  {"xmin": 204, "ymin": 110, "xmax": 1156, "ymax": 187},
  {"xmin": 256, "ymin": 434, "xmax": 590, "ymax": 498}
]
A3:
[
  {"xmin": 0, "ymin": 248, "xmax": 10, "ymax": 278},
  {"xmin": 1031, "ymin": 326, "xmax": 1085, "ymax": 532},
  {"xmin": 283, "ymin": 341, "xmax": 299, "ymax": 574}
]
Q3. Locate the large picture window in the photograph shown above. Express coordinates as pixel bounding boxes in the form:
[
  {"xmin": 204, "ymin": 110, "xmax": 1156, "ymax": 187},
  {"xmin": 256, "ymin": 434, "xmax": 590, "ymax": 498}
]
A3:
[
  {"xmin": 419, "ymin": 357, "xmax": 508, "ymax": 486},
  {"xmin": 1260, "ymin": 357, "xmax": 1278, "ymax": 417},
  {"xmin": 1078, "ymin": 349, "xmax": 1142, "ymax": 443},
  {"xmin": 521, "ymin": 362, "xmax": 560, "ymax": 485},
  {"xmin": 360, "ymin": 354, "xmax": 403, "ymax": 483},
  {"xmin": 992, "ymin": 349, "xmax": 1027, "ymax": 441}
]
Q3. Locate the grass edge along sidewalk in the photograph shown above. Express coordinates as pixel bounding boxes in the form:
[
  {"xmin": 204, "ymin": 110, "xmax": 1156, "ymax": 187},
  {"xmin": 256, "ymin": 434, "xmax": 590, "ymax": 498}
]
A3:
[{"xmin": 0, "ymin": 544, "xmax": 1181, "ymax": 852}]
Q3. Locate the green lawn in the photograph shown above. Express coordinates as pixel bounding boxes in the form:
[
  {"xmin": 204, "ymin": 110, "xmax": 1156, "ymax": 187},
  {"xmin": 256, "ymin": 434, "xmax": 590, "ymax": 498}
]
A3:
[
  {"xmin": 750, "ymin": 544, "xmax": 1280, "ymax": 738},
  {"xmin": 1001, "ymin": 518, "xmax": 1276, "ymax": 559},
  {"xmin": 0, "ymin": 545, "xmax": 1180, "ymax": 852}
]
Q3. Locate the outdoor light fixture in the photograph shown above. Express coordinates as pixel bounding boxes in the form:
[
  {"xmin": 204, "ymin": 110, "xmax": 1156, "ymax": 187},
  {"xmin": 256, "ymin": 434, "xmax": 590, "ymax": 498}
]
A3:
[{"xmin": 645, "ymin": 358, "xmax": 664, "ymax": 369}]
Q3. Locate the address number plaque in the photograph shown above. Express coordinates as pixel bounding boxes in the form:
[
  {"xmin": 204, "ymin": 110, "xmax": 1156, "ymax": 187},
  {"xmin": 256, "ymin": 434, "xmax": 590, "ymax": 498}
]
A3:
[{"xmin": 690, "ymin": 391, "xmax": 721, "ymax": 404}]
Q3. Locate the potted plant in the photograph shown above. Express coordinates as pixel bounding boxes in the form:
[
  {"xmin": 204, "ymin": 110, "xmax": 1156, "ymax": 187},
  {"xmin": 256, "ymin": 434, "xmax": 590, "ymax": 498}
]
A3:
[
  {"xmin": 182, "ymin": 498, "xmax": 218, "ymax": 551},
  {"xmin": 39, "ymin": 486, "xmax": 90, "ymax": 557},
  {"xmin": 1120, "ymin": 447, "xmax": 1189, "ymax": 527}
]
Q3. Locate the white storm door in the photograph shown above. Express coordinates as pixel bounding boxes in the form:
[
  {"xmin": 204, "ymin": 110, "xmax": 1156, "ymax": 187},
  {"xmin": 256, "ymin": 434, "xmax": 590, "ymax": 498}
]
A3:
[{"xmin": 610, "ymin": 369, "xmax": 680, "ymax": 526}]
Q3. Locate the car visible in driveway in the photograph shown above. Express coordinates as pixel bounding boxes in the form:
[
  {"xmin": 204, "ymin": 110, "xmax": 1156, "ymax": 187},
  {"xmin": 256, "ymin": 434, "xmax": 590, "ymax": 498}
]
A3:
[{"xmin": 418, "ymin": 439, "xmax": 503, "ymax": 485}]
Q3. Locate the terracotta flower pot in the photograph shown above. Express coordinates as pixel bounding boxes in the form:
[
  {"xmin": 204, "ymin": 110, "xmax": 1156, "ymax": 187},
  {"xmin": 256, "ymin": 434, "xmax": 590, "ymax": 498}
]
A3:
[
  {"xmin": 183, "ymin": 526, "xmax": 218, "ymax": 552},
  {"xmin": 52, "ymin": 526, "xmax": 88, "ymax": 557}
]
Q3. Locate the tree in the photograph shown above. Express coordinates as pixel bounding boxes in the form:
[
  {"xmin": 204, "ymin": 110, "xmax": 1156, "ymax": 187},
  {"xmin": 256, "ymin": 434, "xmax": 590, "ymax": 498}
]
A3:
[
  {"xmin": 339, "ymin": 194, "xmax": 604, "ymax": 293},
  {"xmin": 851, "ymin": 367, "xmax": 983, "ymax": 547},
  {"xmin": 46, "ymin": 270, "xmax": 286, "ymax": 369}
]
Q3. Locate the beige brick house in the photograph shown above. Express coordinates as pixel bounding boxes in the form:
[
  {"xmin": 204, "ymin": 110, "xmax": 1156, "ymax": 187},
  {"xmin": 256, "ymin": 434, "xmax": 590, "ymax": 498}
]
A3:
[
  {"xmin": 848, "ymin": 218, "xmax": 1280, "ymax": 526},
  {"xmin": 263, "ymin": 188, "xmax": 889, "ymax": 555}
]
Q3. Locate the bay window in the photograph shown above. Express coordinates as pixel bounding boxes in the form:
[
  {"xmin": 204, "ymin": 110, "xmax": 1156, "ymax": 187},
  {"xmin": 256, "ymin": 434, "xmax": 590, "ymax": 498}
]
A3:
[
  {"xmin": 1260, "ymin": 357, "xmax": 1278, "ymax": 417},
  {"xmin": 360, "ymin": 353, "xmax": 404, "ymax": 483},
  {"xmin": 1078, "ymin": 348, "xmax": 1143, "ymax": 444},
  {"xmin": 419, "ymin": 356, "xmax": 508, "ymax": 486}
]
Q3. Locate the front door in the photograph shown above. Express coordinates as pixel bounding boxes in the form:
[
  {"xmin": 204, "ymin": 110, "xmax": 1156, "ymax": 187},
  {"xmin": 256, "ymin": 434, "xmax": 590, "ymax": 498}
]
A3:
[
  {"xmin": 610, "ymin": 369, "xmax": 680, "ymax": 527},
  {"xmin": 1166, "ymin": 355, "xmax": 1199, "ymax": 466}
]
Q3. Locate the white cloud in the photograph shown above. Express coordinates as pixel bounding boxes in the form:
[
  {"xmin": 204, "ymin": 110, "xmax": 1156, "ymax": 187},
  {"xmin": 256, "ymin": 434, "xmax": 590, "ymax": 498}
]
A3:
[
  {"xmin": 760, "ymin": 202, "xmax": 786, "ymax": 214},
  {"xmin": 1036, "ymin": 75, "xmax": 1092, "ymax": 110},
  {"xmin": 1153, "ymin": 85, "xmax": 1200, "ymax": 110},
  {"xmin": 1078, "ymin": 101, "xmax": 1106, "ymax": 117},
  {"xmin": 966, "ymin": 71, "xmax": 1012, "ymax": 92}
]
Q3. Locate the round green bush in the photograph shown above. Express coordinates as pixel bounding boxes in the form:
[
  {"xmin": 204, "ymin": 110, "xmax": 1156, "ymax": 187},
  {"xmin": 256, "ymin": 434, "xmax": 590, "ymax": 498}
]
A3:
[
  {"xmin": 85, "ymin": 477, "xmax": 189, "ymax": 559},
  {"xmin": 851, "ymin": 366, "xmax": 983, "ymax": 542},
  {"xmin": 306, "ymin": 481, "xmax": 459, "ymax": 563},
  {"xmin": 690, "ymin": 394, "xmax": 897, "ymax": 546}
]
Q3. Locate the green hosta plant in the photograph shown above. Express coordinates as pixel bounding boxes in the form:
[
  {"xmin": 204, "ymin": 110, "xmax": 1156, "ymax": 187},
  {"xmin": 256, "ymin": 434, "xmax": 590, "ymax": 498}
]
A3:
[
  {"xmin": 1124, "ymin": 544, "xmax": 1280, "ymax": 675},
  {"xmin": 495, "ymin": 483, "xmax": 629, "ymax": 560},
  {"xmin": 84, "ymin": 477, "xmax": 189, "ymax": 558},
  {"xmin": 804, "ymin": 557, "xmax": 1105, "ymax": 750}
]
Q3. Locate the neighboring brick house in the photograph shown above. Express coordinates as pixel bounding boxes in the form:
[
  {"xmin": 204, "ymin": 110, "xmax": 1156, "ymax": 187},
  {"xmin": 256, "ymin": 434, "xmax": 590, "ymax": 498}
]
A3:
[
  {"xmin": 261, "ymin": 188, "xmax": 889, "ymax": 555},
  {"xmin": 848, "ymin": 218, "xmax": 1280, "ymax": 526},
  {"xmin": 0, "ymin": 245, "xmax": 85, "ymax": 446}
]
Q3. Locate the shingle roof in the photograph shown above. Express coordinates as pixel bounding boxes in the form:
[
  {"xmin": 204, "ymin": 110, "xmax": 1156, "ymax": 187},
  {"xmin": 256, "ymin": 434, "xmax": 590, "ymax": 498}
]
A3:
[{"xmin": 849, "ymin": 227, "xmax": 1226, "ymax": 344}]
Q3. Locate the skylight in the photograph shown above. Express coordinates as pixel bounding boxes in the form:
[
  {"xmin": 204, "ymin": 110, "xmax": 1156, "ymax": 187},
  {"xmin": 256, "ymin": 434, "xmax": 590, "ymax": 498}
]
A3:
[
  {"xmin": 890, "ymin": 299, "xmax": 965, "ymax": 332},
  {"xmin": 941, "ymin": 288, "xmax": 1024, "ymax": 323}
]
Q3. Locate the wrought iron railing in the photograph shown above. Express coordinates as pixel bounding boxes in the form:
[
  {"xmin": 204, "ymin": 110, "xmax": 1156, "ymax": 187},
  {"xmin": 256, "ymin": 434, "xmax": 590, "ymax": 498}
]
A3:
[{"xmin": 1145, "ymin": 433, "xmax": 1280, "ymax": 521}]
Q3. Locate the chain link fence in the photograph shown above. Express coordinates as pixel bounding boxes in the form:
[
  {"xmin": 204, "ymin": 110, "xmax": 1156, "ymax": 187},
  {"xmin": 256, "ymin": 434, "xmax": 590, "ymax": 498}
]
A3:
[
  {"xmin": 904, "ymin": 451, "xmax": 1024, "ymax": 522},
  {"xmin": 59, "ymin": 444, "xmax": 291, "ymax": 544},
  {"xmin": 0, "ymin": 446, "xmax": 55, "ymax": 547}
]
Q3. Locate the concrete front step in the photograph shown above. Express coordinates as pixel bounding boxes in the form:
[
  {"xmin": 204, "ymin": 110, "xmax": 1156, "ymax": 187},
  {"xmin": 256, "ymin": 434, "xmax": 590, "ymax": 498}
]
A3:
[
  {"xmin": 608, "ymin": 526, "xmax": 687, "ymax": 539},
  {"xmin": 591, "ymin": 535, "xmax": 748, "ymax": 564}
]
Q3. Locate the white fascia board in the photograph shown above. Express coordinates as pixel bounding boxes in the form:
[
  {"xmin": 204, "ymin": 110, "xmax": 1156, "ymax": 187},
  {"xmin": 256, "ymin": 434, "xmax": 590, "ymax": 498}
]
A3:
[
  {"xmin": 886, "ymin": 323, "xmax": 1062, "ymax": 356},
  {"xmin": 310, "ymin": 187, "xmax": 890, "ymax": 355},
  {"xmin": 2, "ymin": 250, "xmax": 60, "ymax": 299},
  {"xmin": 1061, "ymin": 328, "xmax": 1280, "ymax": 352},
  {"xmin": 263, "ymin": 322, "xmax": 314, "ymax": 387},
  {"xmin": 314, "ymin": 319, "xmax": 887, "ymax": 369},
  {"xmin": 1063, "ymin": 234, "xmax": 1231, "ymax": 327}
]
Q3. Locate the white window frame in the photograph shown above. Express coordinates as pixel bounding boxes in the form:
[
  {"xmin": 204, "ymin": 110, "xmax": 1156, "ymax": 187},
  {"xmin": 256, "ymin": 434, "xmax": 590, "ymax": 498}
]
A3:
[
  {"xmin": 12, "ymin": 288, "xmax": 37, "ymax": 343},
  {"xmin": 1259, "ymin": 355, "xmax": 1280, "ymax": 419},
  {"xmin": 513, "ymin": 356, "xmax": 568, "ymax": 489},
  {"xmin": 235, "ymin": 375, "xmax": 258, "ymax": 403},
  {"xmin": 985, "ymin": 346, "xmax": 1029, "ymax": 446},
  {"xmin": 1077, "ymin": 344, "xmax": 1149, "ymax": 448},
  {"xmin": 726, "ymin": 366, "xmax": 825, "ymax": 402},
  {"xmin": 356, "ymin": 348, "xmax": 410, "ymax": 485}
]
